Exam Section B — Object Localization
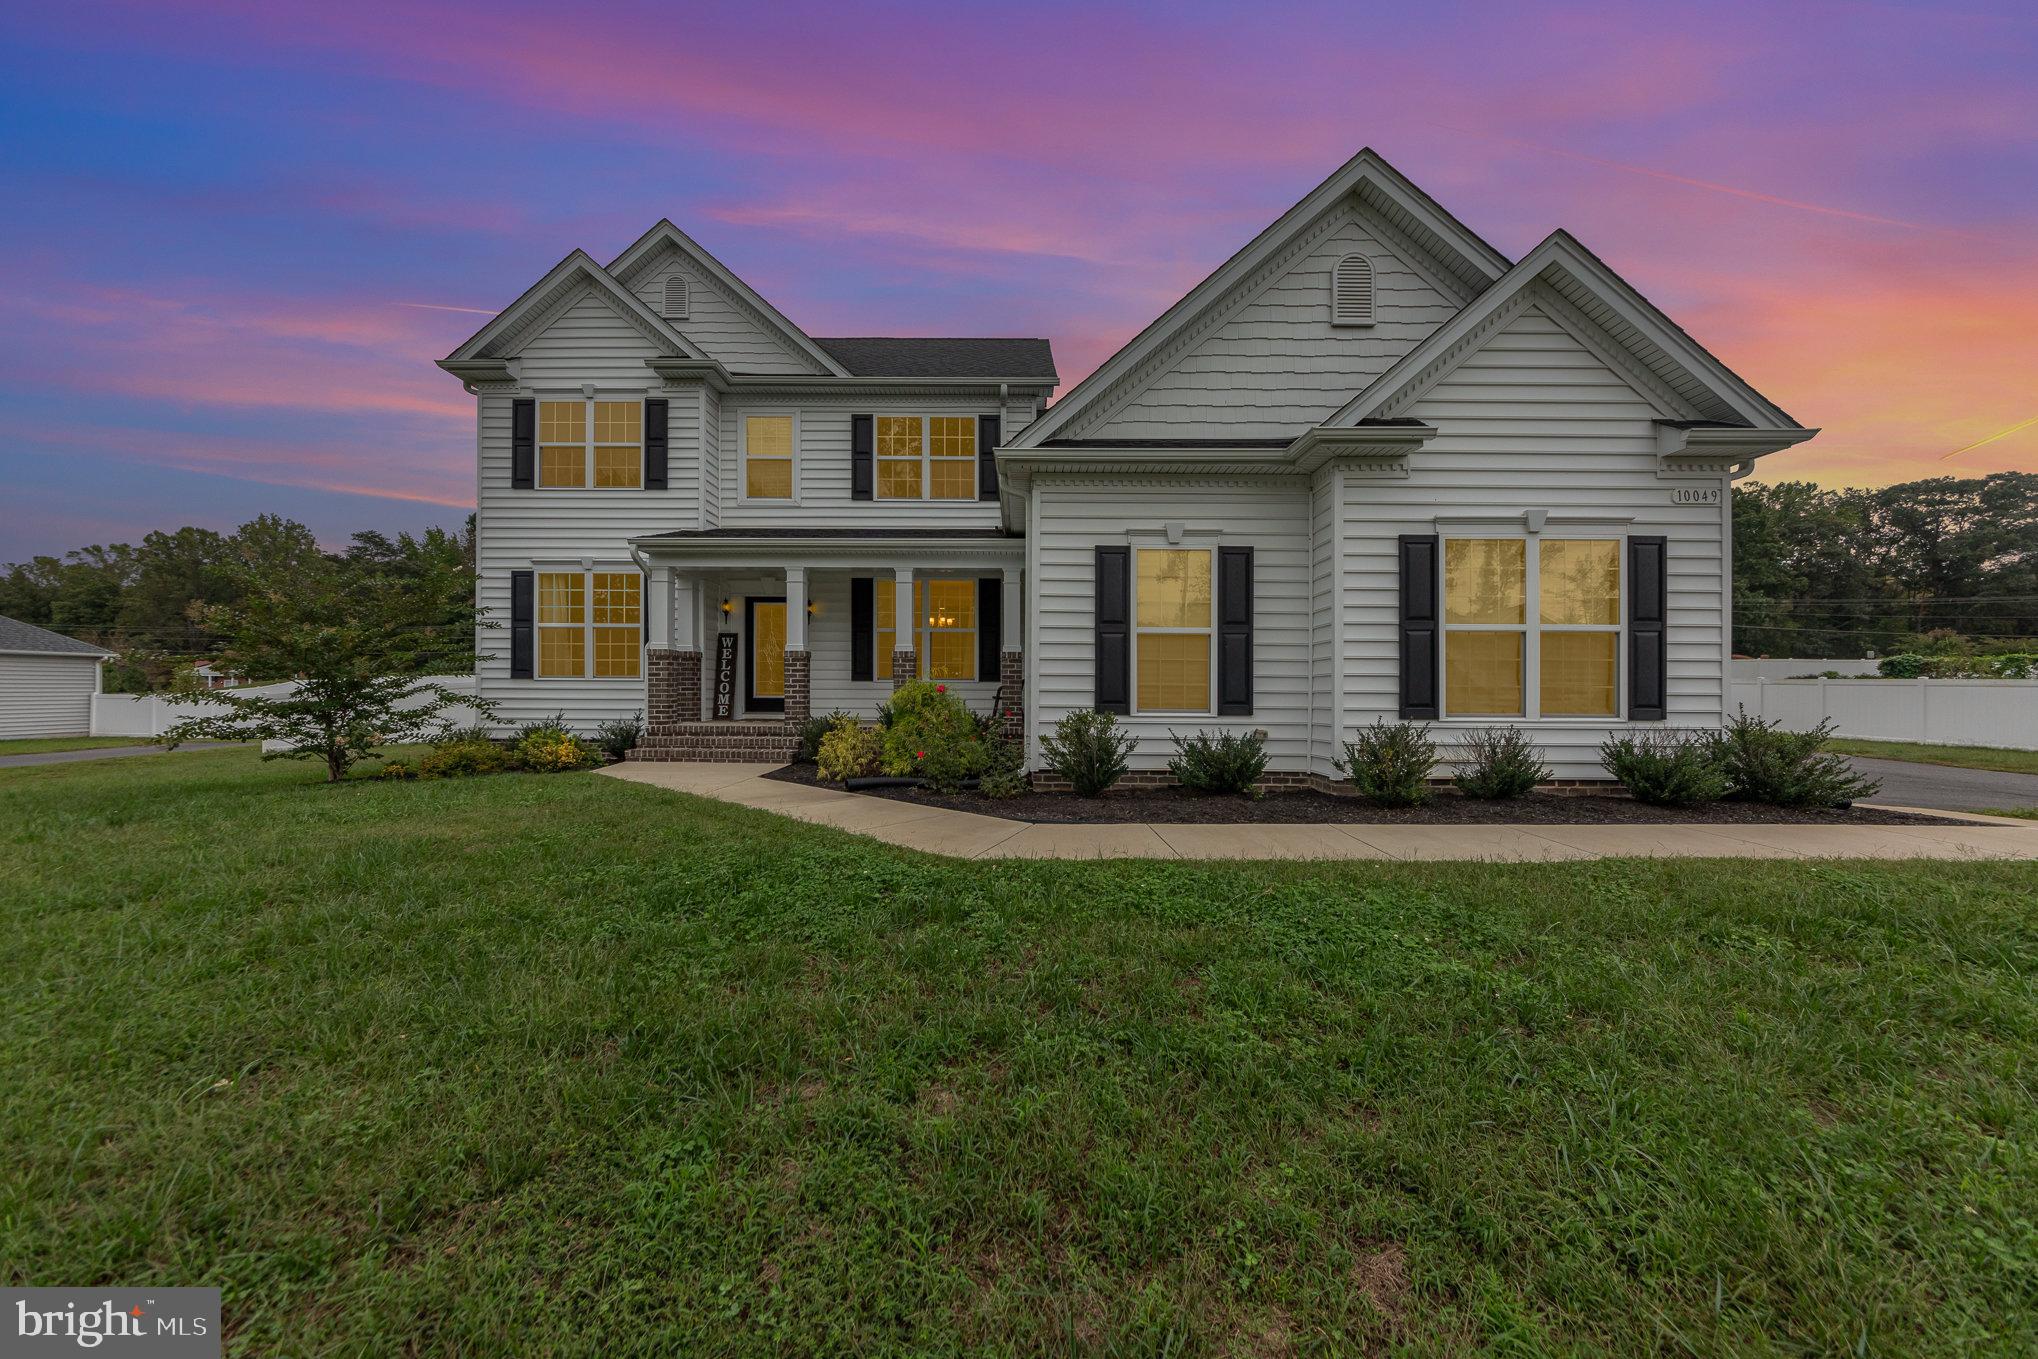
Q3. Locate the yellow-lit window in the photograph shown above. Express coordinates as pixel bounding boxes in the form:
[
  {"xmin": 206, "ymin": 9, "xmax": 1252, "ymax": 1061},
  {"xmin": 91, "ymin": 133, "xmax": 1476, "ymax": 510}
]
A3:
[
  {"xmin": 592, "ymin": 401, "xmax": 642, "ymax": 488},
  {"xmin": 1442, "ymin": 537, "xmax": 1621, "ymax": 718},
  {"xmin": 1539, "ymin": 539, "xmax": 1620, "ymax": 716},
  {"xmin": 537, "ymin": 572, "xmax": 585, "ymax": 676},
  {"xmin": 1134, "ymin": 549, "xmax": 1211, "ymax": 713},
  {"xmin": 744, "ymin": 415, "xmax": 795, "ymax": 499},
  {"xmin": 591, "ymin": 572, "xmax": 642, "ymax": 678},
  {"xmin": 538, "ymin": 401, "xmax": 586, "ymax": 488},
  {"xmin": 928, "ymin": 417, "xmax": 977, "ymax": 500},
  {"xmin": 874, "ymin": 579, "xmax": 977, "ymax": 680},
  {"xmin": 876, "ymin": 416, "xmax": 922, "ymax": 499}
]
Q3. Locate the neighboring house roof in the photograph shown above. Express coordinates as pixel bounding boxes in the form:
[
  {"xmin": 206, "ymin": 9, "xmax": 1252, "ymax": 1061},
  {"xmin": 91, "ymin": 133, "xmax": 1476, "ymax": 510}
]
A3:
[
  {"xmin": 1323, "ymin": 229, "xmax": 1808, "ymax": 431},
  {"xmin": 0, "ymin": 615, "xmax": 113, "ymax": 658},
  {"xmin": 1014, "ymin": 147, "xmax": 1514, "ymax": 449},
  {"xmin": 810, "ymin": 338, "xmax": 1057, "ymax": 381},
  {"xmin": 606, "ymin": 219, "xmax": 851, "ymax": 378},
  {"xmin": 636, "ymin": 527, "xmax": 1019, "ymax": 541}
]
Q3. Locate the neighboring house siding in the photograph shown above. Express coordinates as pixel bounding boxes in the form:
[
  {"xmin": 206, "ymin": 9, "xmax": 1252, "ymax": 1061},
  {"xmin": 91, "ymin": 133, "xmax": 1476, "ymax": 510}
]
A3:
[
  {"xmin": 625, "ymin": 253, "xmax": 821, "ymax": 375},
  {"xmin": 0, "ymin": 654, "xmax": 99, "ymax": 738},
  {"xmin": 1333, "ymin": 304, "xmax": 1726, "ymax": 779},
  {"xmin": 1030, "ymin": 476, "xmax": 1314, "ymax": 770},
  {"xmin": 714, "ymin": 394, "xmax": 1006, "ymax": 528},
  {"xmin": 1074, "ymin": 201, "xmax": 1462, "ymax": 440},
  {"xmin": 476, "ymin": 289, "xmax": 705, "ymax": 729}
]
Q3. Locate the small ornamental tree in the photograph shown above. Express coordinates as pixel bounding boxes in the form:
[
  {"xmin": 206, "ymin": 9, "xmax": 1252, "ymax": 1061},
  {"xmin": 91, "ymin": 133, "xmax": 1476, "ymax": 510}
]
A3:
[{"xmin": 164, "ymin": 545, "xmax": 488, "ymax": 782}]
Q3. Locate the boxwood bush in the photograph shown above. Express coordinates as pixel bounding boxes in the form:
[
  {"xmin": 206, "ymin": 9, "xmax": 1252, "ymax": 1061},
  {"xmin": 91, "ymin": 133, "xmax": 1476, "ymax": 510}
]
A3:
[
  {"xmin": 1336, "ymin": 719, "xmax": 1437, "ymax": 807},
  {"xmin": 1167, "ymin": 729, "xmax": 1268, "ymax": 796},
  {"xmin": 1599, "ymin": 729, "xmax": 1729, "ymax": 807}
]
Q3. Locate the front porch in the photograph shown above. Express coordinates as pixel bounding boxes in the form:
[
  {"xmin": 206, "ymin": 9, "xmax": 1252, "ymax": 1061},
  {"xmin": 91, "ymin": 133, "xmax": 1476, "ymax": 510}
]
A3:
[{"xmin": 627, "ymin": 529, "xmax": 1027, "ymax": 763}]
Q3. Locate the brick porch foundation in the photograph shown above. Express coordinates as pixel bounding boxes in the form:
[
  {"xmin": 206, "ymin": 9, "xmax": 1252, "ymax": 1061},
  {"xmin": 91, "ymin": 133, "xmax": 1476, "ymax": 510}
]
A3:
[
  {"xmin": 890, "ymin": 650, "xmax": 918, "ymax": 691},
  {"xmin": 998, "ymin": 649, "xmax": 1024, "ymax": 740},
  {"xmin": 646, "ymin": 647, "xmax": 700, "ymax": 724}
]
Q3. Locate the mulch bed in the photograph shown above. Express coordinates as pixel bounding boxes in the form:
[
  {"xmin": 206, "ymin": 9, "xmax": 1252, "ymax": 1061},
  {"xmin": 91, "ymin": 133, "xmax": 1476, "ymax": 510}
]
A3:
[{"xmin": 763, "ymin": 764, "xmax": 1955, "ymax": 826}]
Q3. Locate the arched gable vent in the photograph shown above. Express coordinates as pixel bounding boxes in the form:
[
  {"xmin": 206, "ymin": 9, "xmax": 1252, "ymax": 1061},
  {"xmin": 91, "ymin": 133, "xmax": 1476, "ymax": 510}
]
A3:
[
  {"xmin": 661, "ymin": 274, "xmax": 690, "ymax": 321},
  {"xmin": 1331, "ymin": 254, "xmax": 1375, "ymax": 326}
]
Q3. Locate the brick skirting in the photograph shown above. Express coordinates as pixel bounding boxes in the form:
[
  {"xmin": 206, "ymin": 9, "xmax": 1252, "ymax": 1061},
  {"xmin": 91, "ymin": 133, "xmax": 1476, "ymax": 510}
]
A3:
[
  {"xmin": 632, "ymin": 721, "xmax": 799, "ymax": 763},
  {"xmin": 890, "ymin": 650, "xmax": 918, "ymax": 691},
  {"xmin": 783, "ymin": 649, "xmax": 810, "ymax": 723},
  {"xmin": 998, "ymin": 650, "xmax": 1024, "ymax": 740},
  {"xmin": 646, "ymin": 647, "xmax": 700, "ymax": 725}
]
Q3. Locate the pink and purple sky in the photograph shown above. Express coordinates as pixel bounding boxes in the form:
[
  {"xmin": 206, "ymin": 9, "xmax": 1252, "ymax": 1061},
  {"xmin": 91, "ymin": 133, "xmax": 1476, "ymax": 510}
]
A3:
[{"xmin": 2, "ymin": 0, "xmax": 2034, "ymax": 558}]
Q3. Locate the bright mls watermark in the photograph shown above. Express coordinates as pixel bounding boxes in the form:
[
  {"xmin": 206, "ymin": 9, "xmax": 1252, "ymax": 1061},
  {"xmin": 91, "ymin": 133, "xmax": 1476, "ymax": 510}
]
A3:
[{"xmin": 7, "ymin": 1289, "xmax": 220, "ymax": 1356}]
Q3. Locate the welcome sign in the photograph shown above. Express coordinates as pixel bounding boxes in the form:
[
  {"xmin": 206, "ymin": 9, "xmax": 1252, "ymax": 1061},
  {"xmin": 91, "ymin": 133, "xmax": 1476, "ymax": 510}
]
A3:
[{"xmin": 712, "ymin": 632, "xmax": 738, "ymax": 720}]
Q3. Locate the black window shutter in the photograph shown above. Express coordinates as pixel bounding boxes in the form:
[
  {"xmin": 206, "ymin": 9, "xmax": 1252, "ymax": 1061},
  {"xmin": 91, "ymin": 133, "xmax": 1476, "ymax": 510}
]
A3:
[
  {"xmin": 511, "ymin": 399, "xmax": 535, "ymax": 489},
  {"xmin": 977, "ymin": 414, "xmax": 1001, "ymax": 500},
  {"xmin": 849, "ymin": 576, "xmax": 874, "ymax": 681},
  {"xmin": 643, "ymin": 398, "xmax": 668, "ymax": 490},
  {"xmin": 1398, "ymin": 535, "xmax": 1439, "ymax": 719},
  {"xmin": 1628, "ymin": 535, "xmax": 1668, "ymax": 721},
  {"xmin": 977, "ymin": 576, "xmax": 1002, "ymax": 682},
  {"xmin": 1095, "ymin": 546, "xmax": 1130, "ymax": 714},
  {"xmin": 510, "ymin": 570, "xmax": 535, "ymax": 679},
  {"xmin": 1217, "ymin": 546, "xmax": 1254, "ymax": 715},
  {"xmin": 850, "ymin": 414, "xmax": 874, "ymax": 501}
]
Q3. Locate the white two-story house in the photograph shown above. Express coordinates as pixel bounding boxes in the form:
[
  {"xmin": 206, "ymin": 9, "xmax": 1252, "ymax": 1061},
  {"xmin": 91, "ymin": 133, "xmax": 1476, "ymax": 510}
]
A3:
[{"xmin": 440, "ymin": 149, "xmax": 1814, "ymax": 780}]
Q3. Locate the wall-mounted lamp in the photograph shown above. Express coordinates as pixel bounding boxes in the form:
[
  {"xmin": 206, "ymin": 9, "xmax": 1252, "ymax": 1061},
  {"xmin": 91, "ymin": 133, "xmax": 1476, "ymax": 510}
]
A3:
[
  {"xmin": 806, "ymin": 600, "xmax": 822, "ymax": 617},
  {"xmin": 719, "ymin": 598, "xmax": 735, "ymax": 617}
]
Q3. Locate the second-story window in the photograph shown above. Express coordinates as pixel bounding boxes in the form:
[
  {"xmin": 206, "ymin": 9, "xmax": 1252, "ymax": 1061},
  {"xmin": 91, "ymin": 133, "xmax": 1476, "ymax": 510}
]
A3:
[
  {"xmin": 537, "ymin": 398, "xmax": 642, "ymax": 489},
  {"xmin": 744, "ymin": 414, "xmax": 795, "ymax": 500},
  {"xmin": 875, "ymin": 415, "xmax": 977, "ymax": 500}
]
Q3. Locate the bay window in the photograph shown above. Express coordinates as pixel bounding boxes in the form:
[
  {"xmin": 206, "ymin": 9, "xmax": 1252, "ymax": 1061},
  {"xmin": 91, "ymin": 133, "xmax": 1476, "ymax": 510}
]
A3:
[{"xmin": 1442, "ymin": 537, "xmax": 1620, "ymax": 718}]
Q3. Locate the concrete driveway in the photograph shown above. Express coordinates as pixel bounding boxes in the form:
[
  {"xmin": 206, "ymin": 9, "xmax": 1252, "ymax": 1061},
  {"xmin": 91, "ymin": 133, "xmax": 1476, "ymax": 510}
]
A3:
[{"xmin": 1850, "ymin": 756, "xmax": 2038, "ymax": 813}]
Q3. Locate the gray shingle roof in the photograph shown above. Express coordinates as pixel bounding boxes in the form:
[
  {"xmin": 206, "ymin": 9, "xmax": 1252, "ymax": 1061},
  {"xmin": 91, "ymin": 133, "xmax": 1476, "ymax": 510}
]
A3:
[
  {"xmin": 811, "ymin": 338, "xmax": 1056, "ymax": 381},
  {"xmin": 0, "ymin": 614, "xmax": 113, "ymax": 657}
]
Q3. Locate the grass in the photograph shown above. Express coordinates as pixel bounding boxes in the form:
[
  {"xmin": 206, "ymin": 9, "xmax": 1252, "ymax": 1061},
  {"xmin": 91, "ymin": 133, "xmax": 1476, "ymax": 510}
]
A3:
[
  {"xmin": 1828, "ymin": 737, "xmax": 2038, "ymax": 777},
  {"xmin": 5, "ymin": 749, "xmax": 2037, "ymax": 1355},
  {"xmin": 0, "ymin": 734, "xmax": 165, "ymax": 754}
]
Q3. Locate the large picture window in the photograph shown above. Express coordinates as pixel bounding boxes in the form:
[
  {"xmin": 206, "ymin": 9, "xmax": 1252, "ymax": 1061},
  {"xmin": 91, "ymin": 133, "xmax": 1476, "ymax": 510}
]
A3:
[
  {"xmin": 1134, "ymin": 548, "xmax": 1212, "ymax": 713},
  {"xmin": 1443, "ymin": 537, "xmax": 1620, "ymax": 718},
  {"xmin": 874, "ymin": 415, "xmax": 978, "ymax": 501},
  {"xmin": 535, "ymin": 568, "xmax": 642, "ymax": 678},
  {"xmin": 537, "ymin": 398, "xmax": 642, "ymax": 489},
  {"xmin": 875, "ymin": 579, "xmax": 978, "ymax": 681}
]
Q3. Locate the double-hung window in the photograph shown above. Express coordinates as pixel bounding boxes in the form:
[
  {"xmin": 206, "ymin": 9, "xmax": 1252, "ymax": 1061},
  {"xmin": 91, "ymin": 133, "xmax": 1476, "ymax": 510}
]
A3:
[
  {"xmin": 1133, "ymin": 548, "xmax": 1213, "ymax": 714},
  {"xmin": 743, "ymin": 414, "xmax": 795, "ymax": 500},
  {"xmin": 537, "ymin": 398, "xmax": 642, "ymax": 488},
  {"xmin": 536, "ymin": 569, "xmax": 642, "ymax": 678},
  {"xmin": 875, "ymin": 579, "xmax": 978, "ymax": 681},
  {"xmin": 1442, "ymin": 537, "xmax": 1620, "ymax": 717},
  {"xmin": 875, "ymin": 415, "xmax": 977, "ymax": 500}
]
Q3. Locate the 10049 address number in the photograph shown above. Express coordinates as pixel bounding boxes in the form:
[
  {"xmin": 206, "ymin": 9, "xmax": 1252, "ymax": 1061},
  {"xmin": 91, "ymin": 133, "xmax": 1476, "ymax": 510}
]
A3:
[{"xmin": 1671, "ymin": 486, "xmax": 1723, "ymax": 505}]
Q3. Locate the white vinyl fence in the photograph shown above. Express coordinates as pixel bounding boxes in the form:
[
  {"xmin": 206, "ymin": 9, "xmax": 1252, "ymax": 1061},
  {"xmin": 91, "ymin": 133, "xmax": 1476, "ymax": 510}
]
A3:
[
  {"xmin": 92, "ymin": 676, "xmax": 480, "ymax": 741},
  {"xmin": 1728, "ymin": 678, "xmax": 2038, "ymax": 751},
  {"xmin": 1730, "ymin": 658, "xmax": 1883, "ymax": 681}
]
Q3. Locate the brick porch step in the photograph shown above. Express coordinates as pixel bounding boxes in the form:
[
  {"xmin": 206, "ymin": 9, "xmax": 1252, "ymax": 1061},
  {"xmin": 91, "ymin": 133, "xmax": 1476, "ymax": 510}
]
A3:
[{"xmin": 631, "ymin": 720, "xmax": 800, "ymax": 763}]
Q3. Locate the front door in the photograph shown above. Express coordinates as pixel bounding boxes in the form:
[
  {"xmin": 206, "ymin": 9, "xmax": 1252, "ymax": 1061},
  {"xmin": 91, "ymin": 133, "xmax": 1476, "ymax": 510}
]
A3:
[{"xmin": 745, "ymin": 597, "xmax": 787, "ymax": 713}]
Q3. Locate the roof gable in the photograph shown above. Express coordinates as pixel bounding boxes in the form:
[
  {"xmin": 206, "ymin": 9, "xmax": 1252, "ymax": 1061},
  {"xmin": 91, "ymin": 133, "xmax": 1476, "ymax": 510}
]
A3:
[
  {"xmin": 608, "ymin": 221, "xmax": 847, "ymax": 377},
  {"xmin": 1326, "ymin": 230, "xmax": 1805, "ymax": 430},
  {"xmin": 441, "ymin": 250, "xmax": 703, "ymax": 366},
  {"xmin": 1013, "ymin": 148, "xmax": 1511, "ymax": 448}
]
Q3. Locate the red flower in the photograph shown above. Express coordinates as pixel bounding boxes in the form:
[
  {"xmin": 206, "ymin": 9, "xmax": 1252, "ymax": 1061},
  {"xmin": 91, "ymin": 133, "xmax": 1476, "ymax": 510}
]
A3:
[
  {"xmin": 916, "ymin": 750, "xmax": 926, "ymax": 759},
  {"xmin": 935, "ymin": 684, "xmax": 947, "ymax": 693}
]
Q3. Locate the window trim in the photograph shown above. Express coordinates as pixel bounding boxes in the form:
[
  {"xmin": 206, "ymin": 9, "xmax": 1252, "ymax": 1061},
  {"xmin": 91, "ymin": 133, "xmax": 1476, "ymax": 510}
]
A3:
[
  {"xmin": 739, "ymin": 409, "xmax": 800, "ymax": 503},
  {"xmin": 534, "ymin": 392, "xmax": 645, "ymax": 491},
  {"xmin": 530, "ymin": 563, "xmax": 644, "ymax": 680},
  {"xmin": 874, "ymin": 577, "xmax": 980, "ymax": 682},
  {"xmin": 1438, "ymin": 532, "xmax": 1626, "ymax": 721},
  {"xmin": 1130, "ymin": 545, "xmax": 1216, "ymax": 717},
  {"xmin": 873, "ymin": 414, "xmax": 984, "ymax": 502}
]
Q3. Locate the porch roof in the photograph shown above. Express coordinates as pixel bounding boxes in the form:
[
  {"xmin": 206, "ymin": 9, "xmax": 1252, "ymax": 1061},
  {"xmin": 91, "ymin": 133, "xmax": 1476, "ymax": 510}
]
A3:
[{"xmin": 630, "ymin": 525, "xmax": 1024, "ymax": 568}]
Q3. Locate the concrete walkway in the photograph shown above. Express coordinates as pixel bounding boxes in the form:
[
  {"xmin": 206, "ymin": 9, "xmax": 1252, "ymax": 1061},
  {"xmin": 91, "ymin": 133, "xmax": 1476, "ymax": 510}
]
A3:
[
  {"xmin": 600, "ymin": 763, "xmax": 2038, "ymax": 863},
  {"xmin": 0, "ymin": 741, "xmax": 244, "ymax": 768},
  {"xmin": 1843, "ymin": 754, "xmax": 2038, "ymax": 813}
]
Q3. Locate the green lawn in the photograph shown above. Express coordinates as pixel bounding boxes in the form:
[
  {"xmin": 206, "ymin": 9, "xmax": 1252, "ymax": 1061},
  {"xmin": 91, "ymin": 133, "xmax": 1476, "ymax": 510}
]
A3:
[
  {"xmin": 0, "ymin": 734, "xmax": 162, "ymax": 754},
  {"xmin": 5, "ymin": 750, "xmax": 2037, "ymax": 1355},
  {"xmin": 1829, "ymin": 737, "xmax": 2038, "ymax": 777}
]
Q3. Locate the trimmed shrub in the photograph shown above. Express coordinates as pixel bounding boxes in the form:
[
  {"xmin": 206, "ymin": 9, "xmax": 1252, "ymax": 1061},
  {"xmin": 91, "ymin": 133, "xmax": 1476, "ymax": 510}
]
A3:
[
  {"xmin": 978, "ymin": 729, "xmax": 1030, "ymax": 799},
  {"xmin": 1876, "ymin": 654, "xmax": 1928, "ymax": 678},
  {"xmin": 796, "ymin": 710, "xmax": 855, "ymax": 764},
  {"xmin": 1040, "ymin": 709, "xmax": 1138, "ymax": 796},
  {"xmin": 1167, "ymin": 729, "xmax": 1268, "ymax": 796},
  {"xmin": 1599, "ymin": 729, "xmax": 1729, "ymax": 807},
  {"xmin": 1714, "ymin": 710, "xmax": 1879, "ymax": 808},
  {"xmin": 878, "ymin": 681, "xmax": 989, "ymax": 791},
  {"xmin": 509, "ymin": 729, "xmax": 600, "ymax": 773},
  {"xmin": 816, "ymin": 724, "xmax": 881, "ymax": 783},
  {"xmin": 1336, "ymin": 719, "xmax": 1437, "ymax": 807},
  {"xmin": 592, "ymin": 711, "xmax": 643, "ymax": 764},
  {"xmin": 418, "ymin": 738, "xmax": 508, "ymax": 779},
  {"xmin": 1451, "ymin": 726, "xmax": 1549, "ymax": 801}
]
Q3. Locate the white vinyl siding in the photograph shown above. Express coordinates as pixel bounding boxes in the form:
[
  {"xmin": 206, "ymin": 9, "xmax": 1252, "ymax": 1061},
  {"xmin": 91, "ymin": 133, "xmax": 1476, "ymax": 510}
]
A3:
[
  {"xmin": 624, "ymin": 255, "xmax": 822, "ymax": 376},
  {"xmin": 0, "ymin": 653, "xmax": 101, "ymax": 738},
  {"xmin": 1075, "ymin": 200, "xmax": 1460, "ymax": 440},
  {"xmin": 714, "ymin": 396, "xmax": 1003, "ymax": 528}
]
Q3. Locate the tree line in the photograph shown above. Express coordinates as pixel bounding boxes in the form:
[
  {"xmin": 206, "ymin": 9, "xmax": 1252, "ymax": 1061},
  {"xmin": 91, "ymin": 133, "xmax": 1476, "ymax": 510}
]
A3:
[{"xmin": 0, "ymin": 514, "xmax": 477, "ymax": 691}]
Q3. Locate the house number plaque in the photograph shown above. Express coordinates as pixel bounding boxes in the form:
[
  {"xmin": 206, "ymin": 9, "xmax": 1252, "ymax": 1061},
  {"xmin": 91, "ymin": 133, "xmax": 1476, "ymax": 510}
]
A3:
[{"xmin": 1671, "ymin": 486, "xmax": 1722, "ymax": 505}]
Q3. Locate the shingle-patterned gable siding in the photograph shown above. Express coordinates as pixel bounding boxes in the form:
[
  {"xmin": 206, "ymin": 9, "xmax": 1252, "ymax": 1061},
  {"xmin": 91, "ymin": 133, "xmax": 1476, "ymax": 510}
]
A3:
[{"xmin": 621, "ymin": 248, "xmax": 823, "ymax": 376}]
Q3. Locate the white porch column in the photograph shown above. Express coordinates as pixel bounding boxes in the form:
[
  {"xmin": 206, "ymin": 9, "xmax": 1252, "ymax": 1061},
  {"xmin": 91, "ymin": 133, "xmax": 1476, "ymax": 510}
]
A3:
[
  {"xmin": 645, "ymin": 565, "xmax": 673, "ymax": 649},
  {"xmin": 999, "ymin": 565, "xmax": 1022, "ymax": 652},
  {"xmin": 782, "ymin": 566, "xmax": 810, "ymax": 722},
  {"xmin": 997, "ymin": 564, "xmax": 1024, "ymax": 738},
  {"xmin": 672, "ymin": 572, "xmax": 699, "ymax": 650},
  {"xmin": 890, "ymin": 565, "xmax": 916, "ymax": 690},
  {"xmin": 783, "ymin": 567, "xmax": 808, "ymax": 650}
]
